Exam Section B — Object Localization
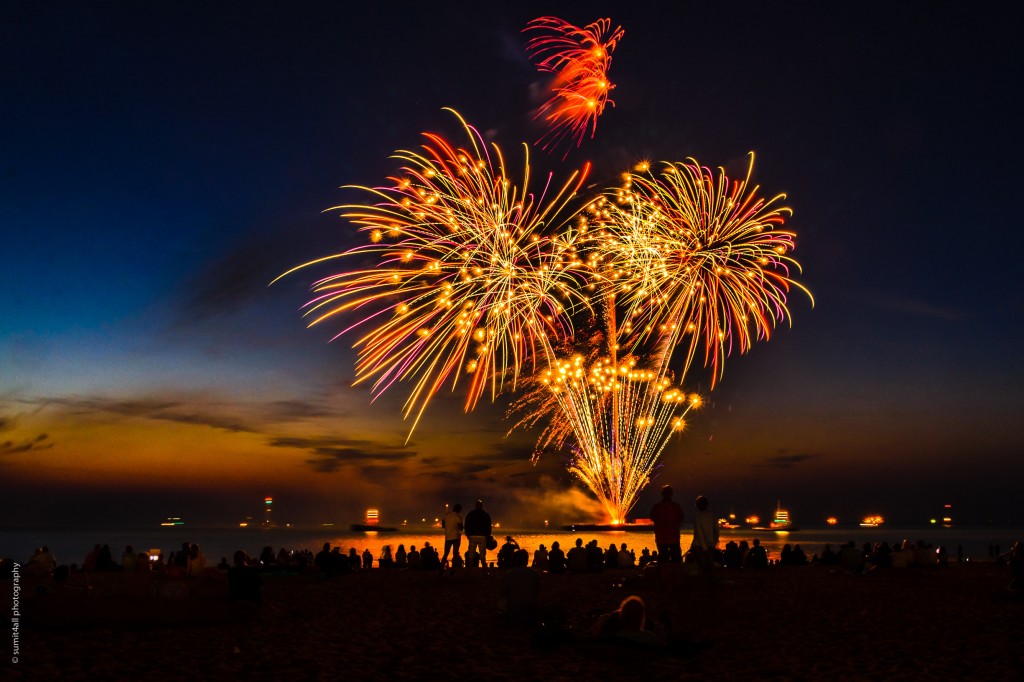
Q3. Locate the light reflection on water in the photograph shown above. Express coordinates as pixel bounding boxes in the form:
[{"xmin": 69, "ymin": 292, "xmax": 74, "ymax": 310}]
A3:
[{"xmin": 3, "ymin": 525, "xmax": 1022, "ymax": 567}]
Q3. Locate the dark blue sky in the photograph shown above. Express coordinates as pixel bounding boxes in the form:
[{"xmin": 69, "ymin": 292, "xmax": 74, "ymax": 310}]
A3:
[{"xmin": 2, "ymin": 1, "xmax": 1023, "ymax": 527}]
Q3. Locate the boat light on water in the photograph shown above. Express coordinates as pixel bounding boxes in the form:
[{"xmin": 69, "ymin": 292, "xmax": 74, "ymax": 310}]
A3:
[{"xmin": 860, "ymin": 515, "xmax": 885, "ymax": 527}]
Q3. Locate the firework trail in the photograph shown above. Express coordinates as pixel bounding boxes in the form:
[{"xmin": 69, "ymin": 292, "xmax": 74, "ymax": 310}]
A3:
[
  {"xmin": 524, "ymin": 16, "xmax": 624, "ymax": 154},
  {"xmin": 276, "ymin": 110, "xmax": 592, "ymax": 434}
]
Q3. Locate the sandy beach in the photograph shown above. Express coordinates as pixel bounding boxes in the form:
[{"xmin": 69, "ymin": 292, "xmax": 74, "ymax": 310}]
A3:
[{"xmin": 10, "ymin": 558, "xmax": 1024, "ymax": 681}]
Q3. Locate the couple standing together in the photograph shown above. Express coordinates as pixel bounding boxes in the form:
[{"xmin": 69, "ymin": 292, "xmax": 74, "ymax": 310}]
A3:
[
  {"xmin": 650, "ymin": 485, "xmax": 718, "ymax": 568},
  {"xmin": 441, "ymin": 499, "xmax": 492, "ymax": 565}
]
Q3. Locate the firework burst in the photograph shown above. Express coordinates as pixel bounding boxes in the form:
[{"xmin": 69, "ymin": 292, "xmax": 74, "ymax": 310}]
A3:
[
  {"xmin": 276, "ymin": 110, "xmax": 592, "ymax": 433},
  {"xmin": 524, "ymin": 16, "xmax": 624, "ymax": 153},
  {"xmin": 284, "ymin": 15, "xmax": 812, "ymax": 522},
  {"xmin": 586, "ymin": 153, "xmax": 812, "ymax": 387}
]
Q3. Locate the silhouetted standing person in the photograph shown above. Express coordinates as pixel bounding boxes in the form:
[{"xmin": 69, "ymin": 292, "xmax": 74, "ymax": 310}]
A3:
[
  {"xmin": 690, "ymin": 495, "xmax": 719, "ymax": 574},
  {"xmin": 464, "ymin": 499, "xmax": 492, "ymax": 566},
  {"xmin": 441, "ymin": 503, "xmax": 464, "ymax": 567},
  {"xmin": 1008, "ymin": 541, "xmax": 1023, "ymax": 592},
  {"xmin": 649, "ymin": 485, "xmax": 684, "ymax": 562}
]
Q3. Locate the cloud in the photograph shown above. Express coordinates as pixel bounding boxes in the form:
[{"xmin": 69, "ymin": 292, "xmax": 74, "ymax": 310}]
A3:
[
  {"xmin": 486, "ymin": 440, "xmax": 535, "ymax": 461},
  {"xmin": 852, "ymin": 289, "xmax": 964, "ymax": 321},
  {"xmin": 171, "ymin": 212, "xmax": 348, "ymax": 330},
  {"xmin": 759, "ymin": 452, "xmax": 823, "ymax": 469},
  {"xmin": 265, "ymin": 399, "xmax": 341, "ymax": 420},
  {"xmin": 36, "ymin": 396, "xmax": 260, "ymax": 433},
  {"xmin": 0, "ymin": 433, "xmax": 53, "ymax": 457},
  {"xmin": 175, "ymin": 234, "xmax": 282, "ymax": 324},
  {"xmin": 354, "ymin": 463, "xmax": 405, "ymax": 483},
  {"xmin": 269, "ymin": 436, "xmax": 415, "ymax": 473}
]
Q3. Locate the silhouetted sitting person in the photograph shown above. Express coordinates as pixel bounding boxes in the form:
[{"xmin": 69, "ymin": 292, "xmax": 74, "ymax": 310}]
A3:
[
  {"xmin": 744, "ymin": 539, "xmax": 768, "ymax": 568},
  {"xmin": 779, "ymin": 543, "xmax": 807, "ymax": 566},
  {"xmin": 604, "ymin": 543, "xmax": 619, "ymax": 569},
  {"xmin": 500, "ymin": 549, "xmax": 540, "ymax": 620},
  {"xmin": 638, "ymin": 548, "xmax": 653, "ymax": 569},
  {"xmin": 498, "ymin": 536, "xmax": 520, "ymax": 569},
  {"xmin": 186, "ymin": 543, "xmax": 207, "ymax": 577},
  {"xmin": 567, "ymin": 539, "xmax": 587, "ymax": 573},
  {"xmin": 617, "ymin": 543, "xmax": 635, "ymax": 568},
  {"xmin": 228, "ymin": 550, "xmax": 261, "ymax": 604},
  {"xmin": 840, "ymin": 541, "xmax": 865, "ymax": 572},
  {"xmin": 586, "ymin": 540, "xmax": 605, "ymax": 572},
  {"xmin": 121, "ymin": 545, "xmax": 137, "ymax": 571},
  {"xmin": 315, "ymin": 543, "xmax": 333, "ymax": 574},
  {"xmin": 722, "ymin": 541, "xmax": 742, "ymax": 569},
  {"xmin": 420, "ymin": 542, "xmax": 440, "ymax": 570},
  {"xmin": 407, "ymin": 546, "xmax": 422, "ymax": 569},
  {"xmin": 590, "ymin": 595, "xmax": 664, "ymax": 650},
  {"xmin": 96, "ymin": 544, "xmax": 118, "ymax": 571},
  {"xmin": 532, "ymin": 544, "xmax": 549, "ymax": 571},
  {"xmin": 547, "ymin": 542, "xmax": 566, "ymax": 573},
  {"xmin": 868, "ymin": 541, "xmax": 892, "ymax": 568},
  {"xmin": 176, "ymin": 542, "xmax": 190, "ymax": 569},
  {"xmin": 328, "ymin": 548, "xmax": 349, "ymax": 574}
]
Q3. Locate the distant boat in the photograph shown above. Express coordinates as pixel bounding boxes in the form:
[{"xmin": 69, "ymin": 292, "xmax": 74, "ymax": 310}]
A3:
[
  {"xmin": 160, "ymin": 517, "xmax": 184, "ymax": 527},
  {"xmin": 753, "ymin": 502, "xmax": 798, "ymax": 531},
  {"xmin": 719, "ymin": 507, "xmax": 741, "ymax": 529},
  {"xmin": 351, "ymin": 508, "xmax": 396, "ymax": 532}
]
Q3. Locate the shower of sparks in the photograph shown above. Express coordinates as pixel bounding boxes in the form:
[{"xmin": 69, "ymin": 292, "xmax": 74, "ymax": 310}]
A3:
[{"xmin": 513, "ymin": 348, "xmax": 702, "ymax": 523}]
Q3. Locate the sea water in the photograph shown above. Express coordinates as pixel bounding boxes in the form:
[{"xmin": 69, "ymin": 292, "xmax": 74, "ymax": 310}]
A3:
[{"xmin": 3, "ymin": 524, "xmax": 1021, "ymax": 567}]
